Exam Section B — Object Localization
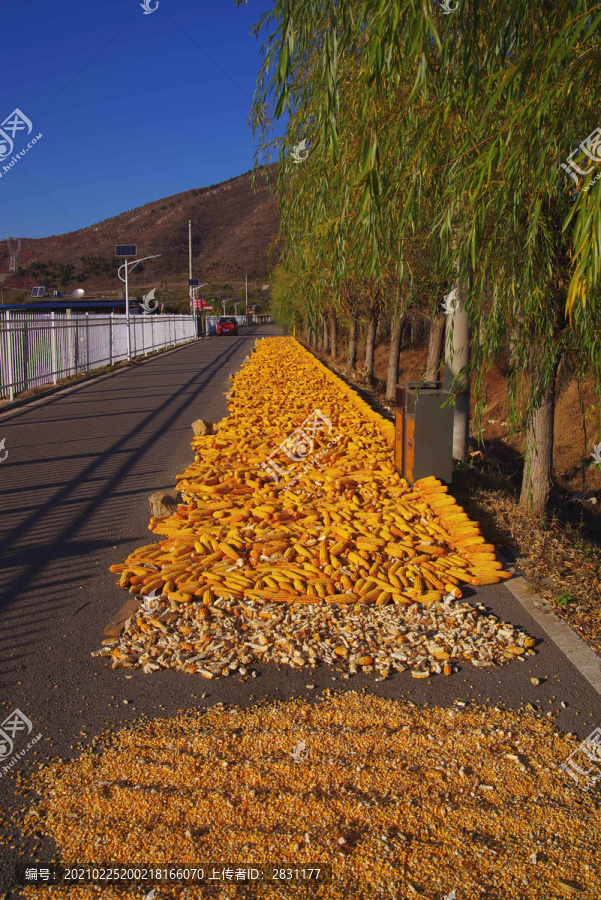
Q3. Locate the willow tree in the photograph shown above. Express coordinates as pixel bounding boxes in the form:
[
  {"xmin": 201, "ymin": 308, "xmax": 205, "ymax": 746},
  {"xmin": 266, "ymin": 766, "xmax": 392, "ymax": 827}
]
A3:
[
  {"xmin": 402, "ymin": 8, "xmax": 601, "ymax": 514},
  {"xmin": 261, "ymin": 19, "xmax": 440, "ymax": 392},
  {"xmin": 241, "ymin": 0, "xmax": 601, "ymax": 313},
  {"xmin": 239, "ymin": 0, "xmax": 601, "ymax": 514}
]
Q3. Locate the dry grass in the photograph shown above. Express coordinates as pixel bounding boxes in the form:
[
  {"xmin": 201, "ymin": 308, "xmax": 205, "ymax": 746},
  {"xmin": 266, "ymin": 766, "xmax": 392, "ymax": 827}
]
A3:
[{"xmin": 453, "ymin": 468, "xmax": 601, "ymax": 659}]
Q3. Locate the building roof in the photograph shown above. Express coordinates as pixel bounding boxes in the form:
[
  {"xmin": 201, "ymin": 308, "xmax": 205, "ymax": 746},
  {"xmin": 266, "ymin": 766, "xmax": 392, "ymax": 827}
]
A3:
[{"xmin": 0, "ymin": 299, "xmax": 131, "ymax": 312}]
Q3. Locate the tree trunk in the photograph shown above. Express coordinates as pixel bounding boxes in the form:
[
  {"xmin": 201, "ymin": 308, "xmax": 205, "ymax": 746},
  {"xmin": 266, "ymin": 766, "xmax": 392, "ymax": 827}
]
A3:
[
  {"xmin": 329, "ymin": 311, "xmax": 337, "ymax": 359},
  {"xmin": 386, "ymin": 313, "xmax": 405, "ymax": 400},
  {"xmin": 443, "ymin": 279, "xmax": 471, "ymax": 460},
  {"xmin": 347, "ymin": 318, "xmax": 357, "ymax": 369},
  {"xmin": 424, "ymin": 313, "xmax": 445, "ymax": 382},
  {"xmin": 401, "ymin": 316, "xmax": 410, "ymax": 349},
  {"xmin": 509, "ymin": 313, "xmax": 524, "ymax": 367},
  {"xmin": 478, "ymin": 314, "xmax": 486, "ymax": 344},
  {"xmin": 322, "ymin": 315, "xmax": 328, "ymax": 351},
  {"xmin": 519, "ymin": 350, "xmax": 560, "ymax": 516},
  {"xmin": 364, "ymin": 314, "xmax": 379, "ymax": 384}
]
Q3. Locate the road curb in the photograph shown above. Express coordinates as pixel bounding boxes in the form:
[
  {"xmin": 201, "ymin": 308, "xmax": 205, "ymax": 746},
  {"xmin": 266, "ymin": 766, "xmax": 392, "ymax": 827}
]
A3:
[{"xmin": 498, "ymin": 568, "xmax": 601, "ymax": 698}]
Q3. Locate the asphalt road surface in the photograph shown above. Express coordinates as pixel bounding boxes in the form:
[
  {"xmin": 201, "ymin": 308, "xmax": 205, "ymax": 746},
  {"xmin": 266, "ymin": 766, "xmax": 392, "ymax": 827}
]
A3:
[{"xmin": 0, "ymin": 324, "xmax": 599, "ymax": 896}]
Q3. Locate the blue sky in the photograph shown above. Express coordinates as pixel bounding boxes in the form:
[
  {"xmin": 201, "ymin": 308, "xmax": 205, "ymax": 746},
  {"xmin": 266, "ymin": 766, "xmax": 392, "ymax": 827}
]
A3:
[{"xmin": 1, "ymin": 0, "xmax": 282, "ymax": 240}]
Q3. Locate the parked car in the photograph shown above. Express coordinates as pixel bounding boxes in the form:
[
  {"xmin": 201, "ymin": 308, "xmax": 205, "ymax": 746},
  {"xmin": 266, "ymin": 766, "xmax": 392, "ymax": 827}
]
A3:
[{"xmin": 216, "ymin": 317, "xmax": 238, "ymax": 335}]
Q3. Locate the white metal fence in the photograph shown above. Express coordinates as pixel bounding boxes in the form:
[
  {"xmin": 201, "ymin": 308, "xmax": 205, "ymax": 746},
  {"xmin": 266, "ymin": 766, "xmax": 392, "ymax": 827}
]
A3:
[{"xmin": 0, "ymin": 311, "xmax": 197, "ymax": 401}]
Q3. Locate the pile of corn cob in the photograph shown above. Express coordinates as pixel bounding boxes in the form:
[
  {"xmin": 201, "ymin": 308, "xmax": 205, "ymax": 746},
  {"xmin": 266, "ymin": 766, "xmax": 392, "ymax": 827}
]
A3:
[{"xmin": 97, "ymin": 338, "xmax": 533, "ymax": 678}]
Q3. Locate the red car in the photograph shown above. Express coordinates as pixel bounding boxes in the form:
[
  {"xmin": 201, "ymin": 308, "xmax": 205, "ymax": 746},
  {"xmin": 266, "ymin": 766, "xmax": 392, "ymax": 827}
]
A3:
[{"xmin": 216, "ymin": 316, "xmax": 238, "ymax": 335}]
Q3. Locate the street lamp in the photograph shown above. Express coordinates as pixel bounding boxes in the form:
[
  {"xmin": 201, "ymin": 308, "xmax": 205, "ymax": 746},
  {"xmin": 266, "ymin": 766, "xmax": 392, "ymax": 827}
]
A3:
[
  {"xmin": 189, "ymin": 281, "xmax": 208, "ymax": 336},
  {"xmin": 116, "ymin": 245, "xmax": 162, "ymax": 361}
]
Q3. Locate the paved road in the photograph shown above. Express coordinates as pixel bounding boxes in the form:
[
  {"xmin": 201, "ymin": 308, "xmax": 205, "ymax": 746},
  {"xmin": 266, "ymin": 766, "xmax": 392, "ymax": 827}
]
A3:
[{"xmin": 0, "ymin": 325, "xmax": 599, "ymax": 896}]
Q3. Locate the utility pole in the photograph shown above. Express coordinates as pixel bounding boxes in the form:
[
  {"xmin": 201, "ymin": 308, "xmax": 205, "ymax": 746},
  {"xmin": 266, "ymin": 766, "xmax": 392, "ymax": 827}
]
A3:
[
  {"xmin": 6, "ymin": 236, "xmax": 21, "ymax": 273},
  {"xmin": 188, "ymin": 220, "xmax": 193, "ymax": 316}
]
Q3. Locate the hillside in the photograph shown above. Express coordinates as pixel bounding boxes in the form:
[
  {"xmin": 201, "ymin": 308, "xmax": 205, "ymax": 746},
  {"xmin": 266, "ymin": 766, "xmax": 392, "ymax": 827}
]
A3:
[{"xmin": 1, "ymin": 165, "xmax": 279, "ymax": 297}]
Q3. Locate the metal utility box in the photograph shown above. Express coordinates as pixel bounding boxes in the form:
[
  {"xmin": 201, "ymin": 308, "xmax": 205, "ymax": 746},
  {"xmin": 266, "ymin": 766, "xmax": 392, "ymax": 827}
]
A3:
[{"xmin": 395, "ymin": 381, "xmax": 454, "ymax": 485}]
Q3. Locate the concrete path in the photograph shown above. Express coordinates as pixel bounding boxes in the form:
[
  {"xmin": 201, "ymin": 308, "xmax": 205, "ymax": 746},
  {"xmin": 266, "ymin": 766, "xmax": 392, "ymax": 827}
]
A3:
[{"xmin": 0, "ymin": 325, "xmax": 599, "ymax": 897}]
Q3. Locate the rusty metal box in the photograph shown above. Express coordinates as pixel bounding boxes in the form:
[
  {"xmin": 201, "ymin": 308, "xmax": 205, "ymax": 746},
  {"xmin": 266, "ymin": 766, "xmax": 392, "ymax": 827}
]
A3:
[{"xmin": 395, "ymin": 381, "xmax": 453, "ymax": 485}]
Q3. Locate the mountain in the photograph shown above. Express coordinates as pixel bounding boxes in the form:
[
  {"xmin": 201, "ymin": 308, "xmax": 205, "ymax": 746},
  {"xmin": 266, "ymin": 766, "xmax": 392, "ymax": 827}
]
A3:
[{"xmin": 1, "ymin": 165, "xmax": 280, "ymax": 297}]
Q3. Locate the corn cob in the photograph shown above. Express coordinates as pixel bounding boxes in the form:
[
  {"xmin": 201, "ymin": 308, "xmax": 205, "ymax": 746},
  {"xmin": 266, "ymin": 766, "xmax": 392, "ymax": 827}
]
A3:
[
  {"xmin": 470, "ymin": 575, "xmax": 502, "ymax": 585},
  {"xmin": 468, "ymin": 562, "xmax": 503, "ymax": 572}
]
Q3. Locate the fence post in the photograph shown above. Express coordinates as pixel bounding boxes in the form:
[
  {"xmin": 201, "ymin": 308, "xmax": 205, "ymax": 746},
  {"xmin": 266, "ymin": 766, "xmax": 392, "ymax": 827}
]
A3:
[
  {"xmin": 86, "ymin": 312, "xmax": 90, "ymax": 375},
  {"xmin": 142, "ymin": 314, "xmax": 146, "ymax": 356},
  {"xmin": 5, "ymin": 310, "xmax": 14, "ymax": 402},
  {"xmin": 23, "ymin": 313, "xmax": 29, "ymax": 392},
  {"xmin": 109, "ymin": 313, "xmax": 113, "ymax": 367},
  {"xmin": 51, "ymin": 312, "xmax": 57, "ymax": 384}
]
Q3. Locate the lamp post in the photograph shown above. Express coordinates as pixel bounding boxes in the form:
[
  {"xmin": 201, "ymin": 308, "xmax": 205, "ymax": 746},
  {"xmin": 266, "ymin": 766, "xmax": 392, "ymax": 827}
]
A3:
[
  {"xmin": 116, "ymin": 246, "xmax": 162, "ymax": 362},
  {"xmin": 188, "ymin": 220, "xmax": 193, "ymax": 315},
  {"xmin": 190, "ymin": 281, "xmax": 208, "ymax": 336}
]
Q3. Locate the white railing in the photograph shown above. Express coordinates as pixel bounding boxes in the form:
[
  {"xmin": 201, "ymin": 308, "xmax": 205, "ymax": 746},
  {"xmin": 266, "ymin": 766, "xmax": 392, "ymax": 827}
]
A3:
[{"xmin": 0, "ymin": 311, "xmax": 197, "ymax": 401}]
